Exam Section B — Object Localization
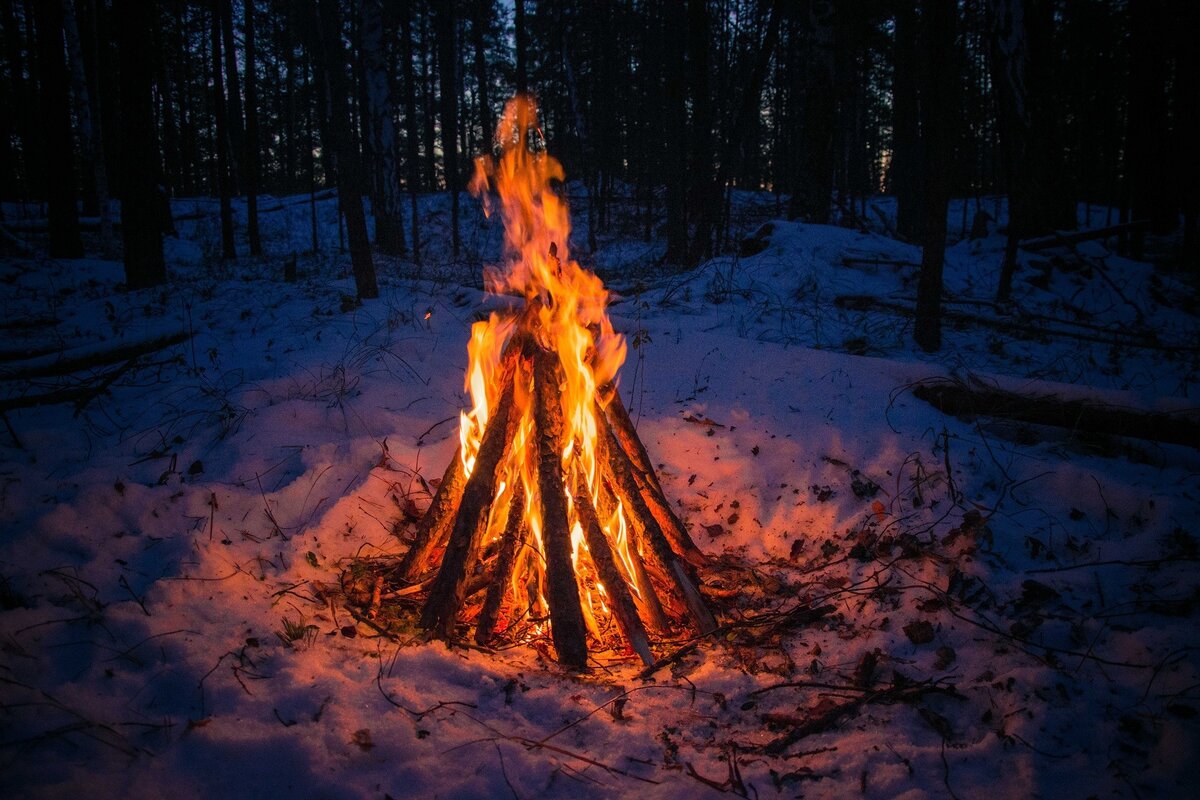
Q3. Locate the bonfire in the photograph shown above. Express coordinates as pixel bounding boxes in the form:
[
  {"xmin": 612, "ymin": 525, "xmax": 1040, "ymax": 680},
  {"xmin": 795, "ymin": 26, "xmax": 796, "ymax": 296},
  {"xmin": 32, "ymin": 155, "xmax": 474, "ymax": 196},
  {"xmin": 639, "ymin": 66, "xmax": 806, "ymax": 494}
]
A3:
[{"xmin": 385, "ymin": 96, "xmax": 715, "ymax": 670}]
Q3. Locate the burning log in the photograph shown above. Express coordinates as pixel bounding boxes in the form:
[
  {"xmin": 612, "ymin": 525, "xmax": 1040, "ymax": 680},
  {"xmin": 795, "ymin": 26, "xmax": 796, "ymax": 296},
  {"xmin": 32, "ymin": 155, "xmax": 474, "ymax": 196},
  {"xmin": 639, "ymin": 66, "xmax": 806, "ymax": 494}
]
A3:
[
  {"xmin": 418, "ymin": 351, "xmax": 522, "ymax": 639},
  {"xmin": 395, "ymin": 450, "xmax": 464, "ymax": 582},
  {"xmin": 395, "ymin": 96, "xmax": 716, "ymax": 669},
  {"xmin": 533, "ymin": 345, "xmax": 589, "ymax": 669},
  {"xmin": 573, "ymin": 476, "xmax": 654, "ymax": 666},
  {"xmin": 474, "ymin": 490, "xmax": 527, "ymax": 645},
  {"xmin": 601, "ymin": 385, "xmax": 706, "ymax": 567}
]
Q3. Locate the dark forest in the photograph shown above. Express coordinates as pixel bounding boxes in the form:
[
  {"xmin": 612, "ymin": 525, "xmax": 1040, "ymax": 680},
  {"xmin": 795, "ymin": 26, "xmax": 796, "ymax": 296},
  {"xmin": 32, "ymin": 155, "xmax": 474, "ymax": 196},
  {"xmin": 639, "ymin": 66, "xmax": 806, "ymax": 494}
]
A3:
[{"xmin": 1, "ymin": 3, "xmax": 1198, "ymax": 799}]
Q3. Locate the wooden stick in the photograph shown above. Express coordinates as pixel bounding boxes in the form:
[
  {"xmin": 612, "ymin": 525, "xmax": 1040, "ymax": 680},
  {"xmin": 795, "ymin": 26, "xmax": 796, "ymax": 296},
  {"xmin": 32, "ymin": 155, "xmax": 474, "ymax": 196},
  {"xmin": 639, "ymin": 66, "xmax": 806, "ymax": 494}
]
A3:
[
  {"xmin": 474, "ymin": 488, "xmax": 526, "ymax": 645},
  {"xmin": 533, "ymin": 346, "xmax": 589, "ymax": 670},
  {"xmin": 573, "ymin": 473, "xmax": 655, "ymax": 666},
  {"xmin": 601, "ymin": 385, "xmax": 705, "ymax": 566},
  {"xmin": 419, "ymin": 364, "xmax": 521, "ymax": 638},
  {"xmin": 398, "ymin": 335, "xmax": 528, "ymax": 581},
  {"xmin": 912, "ymin": 378, "xmax": 1200, "ymax": 451},
  {"xmin": 396, "ymin": 449, "xmax": 466, "ymax": 581},
  {"xmin": 1019, "ymin": 219, "xmax": 1147, "ymax": 251},
  {"xmin": 594, "ymin": 480, "xmax": 671, "ymax": 633},
  {"xmin": 833, "ymin": 294, "xmax": 1186, "ymax": 351},
  {"xmin": 596, "ymin": 408, "xmax": 717, "ymax": 634},
  {"xmin": 0, "ymin": 330, "xmax": 190, "ymax": 381}
]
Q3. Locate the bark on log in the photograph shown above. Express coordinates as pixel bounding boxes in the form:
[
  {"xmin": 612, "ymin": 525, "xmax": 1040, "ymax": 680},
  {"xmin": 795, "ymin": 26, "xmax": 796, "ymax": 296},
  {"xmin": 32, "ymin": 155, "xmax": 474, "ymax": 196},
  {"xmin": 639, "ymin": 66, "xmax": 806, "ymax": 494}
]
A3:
[
  {"xmin": 912, "ymin": 378, "xmax": 1200, "ymax": 451},
  {"xmin": 396, "ymin": 448, "xmax": 465, "ymax": 581},
  {"xmin": 419, "ymin": 368, "xmax": 521, "ymax": 639},
  {"xmin": 0, "ymin": 331, "xmax": 189, "ymax": 381},
  {"xmin": 597, "ymin": 408, "xmax": 717, "ymax": 634},
  {"xmin": 399, "ymin": 336, "xmax": 528, "ymax": 581},
  {"xmin": 572, "ymin": 474, "xmax": 654, "ymax": 665},
  {"xmin": 595, "ymin": 480, "xmax": 671, "ymax": 633},
  {"xmin": 833, "ymin": 294, "xmax": 1188, "ymax": 352},
  {"xmin": 534, "ymin": 346, "xmax": 589, "ymax": 669},
  {"xmin": 475, "ymin": 488, "xmax": 526, "ymax": 645},
  {"xmin": 601, "ymin": 385, "xmax": 706, "ymax": 566},
  {"xmin": 1020, "ymin": 220, "xmax": 1148, "ymax": 252}
]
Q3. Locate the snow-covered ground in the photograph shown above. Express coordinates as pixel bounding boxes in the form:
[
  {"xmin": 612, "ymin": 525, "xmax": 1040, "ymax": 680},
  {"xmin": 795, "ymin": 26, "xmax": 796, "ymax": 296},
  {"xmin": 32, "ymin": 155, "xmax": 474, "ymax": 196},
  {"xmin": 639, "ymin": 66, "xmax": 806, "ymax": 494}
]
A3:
[{"xmin": 1, "ymin": 190, "xmax": 1198, "ymax": 799}]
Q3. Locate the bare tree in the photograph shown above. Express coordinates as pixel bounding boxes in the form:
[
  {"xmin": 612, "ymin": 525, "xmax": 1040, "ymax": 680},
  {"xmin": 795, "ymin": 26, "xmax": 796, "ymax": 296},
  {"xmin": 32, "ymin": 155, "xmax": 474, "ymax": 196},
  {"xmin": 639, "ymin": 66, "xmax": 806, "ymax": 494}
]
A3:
[
  {"xmin": 33, "ymin": 0, "xmax": 83, "ymax": 257},
  {"xmin": 358, "ymin": 0, "xmax": 406, "ymax": 256},
  {"xmin": 914, "ymin": 0, "xmax": 956, "ymax": 352},
  {"xmin": 113, "ymin": 0, "xmax": 165, "ymax": 288}
]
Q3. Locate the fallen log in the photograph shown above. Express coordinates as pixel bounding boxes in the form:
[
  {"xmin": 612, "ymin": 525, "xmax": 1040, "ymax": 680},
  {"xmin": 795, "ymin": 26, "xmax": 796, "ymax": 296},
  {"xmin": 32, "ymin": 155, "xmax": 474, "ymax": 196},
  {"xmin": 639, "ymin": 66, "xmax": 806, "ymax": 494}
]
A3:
[
  {"xmin": 912, "ymin": 377, "xmax": 1200, "ymax": 451},
  {"xmin": 0, "ymin": 358, "xmax": 144, "ymax": 414},
  {"xmin": 0, "ymin": 330, "xmax": 190, "ymax": 381},
  {"xmin": 834, "ymin": 294, "xmax": 1189, "ymax": 352},
  {"xmin": 840, "ymin": 256, "xmax": 920, "ymax": 269},
  {"xmin": 1020, "ymin": 220, "xmax": 1147, "ymax": 252}
]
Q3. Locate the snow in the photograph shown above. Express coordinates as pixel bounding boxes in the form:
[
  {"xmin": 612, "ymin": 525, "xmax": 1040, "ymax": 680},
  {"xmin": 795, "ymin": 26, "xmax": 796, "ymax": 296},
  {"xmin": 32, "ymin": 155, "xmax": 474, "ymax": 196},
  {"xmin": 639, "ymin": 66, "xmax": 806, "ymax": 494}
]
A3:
[{"xmin": 2, "ymin": 190, "xmax": 1198, "ymax": 799}]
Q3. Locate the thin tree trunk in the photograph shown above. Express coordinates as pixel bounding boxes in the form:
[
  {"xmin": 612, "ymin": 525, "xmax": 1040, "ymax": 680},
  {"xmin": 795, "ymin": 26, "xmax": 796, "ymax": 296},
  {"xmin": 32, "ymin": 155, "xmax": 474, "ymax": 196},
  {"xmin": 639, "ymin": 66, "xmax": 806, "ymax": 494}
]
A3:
[
  {"xmin": 471, "ymin": 0, "xmax": 493, "ymax": 149},
  {"xmin": 420, "ymin": 14, "xmax": 437, "ymax": 194},
  {"xmin": 63, "ymin": 0, "xmax": 112, "ymax": 253},
  {"xmin": 244, "ymin": 0, "xmax": 261, "ymax": 255},
  {"xmin": 310, "ymin": 0, "xmax": 378, "ymax": 299},
  {"xmin": 689, "ymin": 0, "xmax": 784, "ymax": 265},
  {"xmin": 359, "ymin": 0, "xmax": 406, "ymax": 256},
  {"xmin": 210, "ymin": 0, "xmax": 235, "ymax": 260},
  {"xmin": 220, "ymin": 0, "xmax": 244, "ymax": 193},
  {"xmin": 988, "ymin": 0, "xmax": 1073, "ymax": 299},
  {"xmin": 788, "ymin": 0, "xmax": 835, "ymax": 225},
  {"xmin": 661, "ymin": 0, "xmax": 688, "ymax": 265},
  {"xmin": 113, "ymin": 0, "xmax": 165, "ymax": 288},
  {"xmin": 891, "ymin": 4, "xmax": 921, "ymax": 239},
  {"xmin": 400, "ymin": 0, "xmax": 421, "ymax": 262},
  {"xmin": 33, "ymin": 0, "xmax": 84, "ymax": 258},
  {"xmin": 558, "ymin": 9, "xmax": 597, "ymax": 254},
  {"xmin": 914, "ymin": 0, "xmax": 956, "ymax": 352},
  {"xmin": 514, "ymin": 0, "xmax": 527, "ymax": 95},
  {"xmin": 434, "ymin": 0, "xmax": 460, "ymax": 259}
]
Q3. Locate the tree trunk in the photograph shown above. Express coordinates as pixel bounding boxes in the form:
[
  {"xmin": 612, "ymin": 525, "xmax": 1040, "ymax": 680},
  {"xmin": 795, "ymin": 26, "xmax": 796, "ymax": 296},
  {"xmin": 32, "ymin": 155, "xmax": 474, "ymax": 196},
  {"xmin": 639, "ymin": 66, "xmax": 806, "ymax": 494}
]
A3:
[
  {"xmin": 3, "ymin": 0, "xmax": 40, "ymax": 201},
  {"xmin": 1125, "ymin": 0, "xmax": 1173, "ymax": 246},
  {"xmin": 33, "ymin": 0, "xmax": 84, "ymax": 258},
  {"xmin": 420, "ymin": 14, "xmax": 437, "ymax": 195},
  {"xmin": 434, "ymin": 0, "xmax": 460, "ymax": 259},
  {"xmin": 310, "ymin": 0, "xmax": 379, "ymax": 299},
  {"xmin": 988, "ymin": 0, "xmax": 1074, "ymax": 299},
  {"xmin": 788, "ymin": 0, "xmax": 835, "ymax": 225},
  {"xmin": 471, "ymin": 0, "xmax": 493, "ymax": 149},
  {"xmin": 661, "ymin": 0, "xmax": 688, "ymax": 265},
  {"xmin": 219, "ymin": 0, "xmax": 244, "ymax": 192},
  {"xmin": 399, "ymin": 0, "xmax": 422, "ymax": 262},
  {"xmin": 359, "ymin": 0, "xmax": 406, "ymax": 256},
  {"xmin": 210, "ymin": 0, "xmax": 235, "ymax": 259},
  {"xmin": 514, "ymin": 0, "xmax": 527, "ymax": 95},
  {"xmin": 914, "ymin": 0, "xmax": 956, "ymax": 353},
  {"xmin": 113, "ymin": 0, "xmax": 165, "ymax": 288},
  {"xmin": 1176, "ymin": 2, "xmax": 1200, "ymax": 274},
  {"xmin": 689, "ymin": 0, "xmax": 784, "ymax": 265},
  {"xmin": 62, "ymin": 0, "xmax": 112, "ymax": 253},
  {"xmin": 891, "ymin": 4, "xmax": 921, "ymax": 240},
  {"xmin": 686, "ymin": 0, "xmax": 713, "ymax": 255},
  {"xmin": 244, "ymin": 0, "xmax": 261, "ymax": 256}
]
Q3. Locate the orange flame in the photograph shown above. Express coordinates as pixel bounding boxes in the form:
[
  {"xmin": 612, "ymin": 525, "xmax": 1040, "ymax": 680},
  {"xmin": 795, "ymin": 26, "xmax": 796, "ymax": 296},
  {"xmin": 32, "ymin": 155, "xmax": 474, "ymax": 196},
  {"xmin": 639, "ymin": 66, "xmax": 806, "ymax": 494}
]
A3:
[{"xmin": 462, "ymin": 96, "xmax": 635, "ymax": 647}]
